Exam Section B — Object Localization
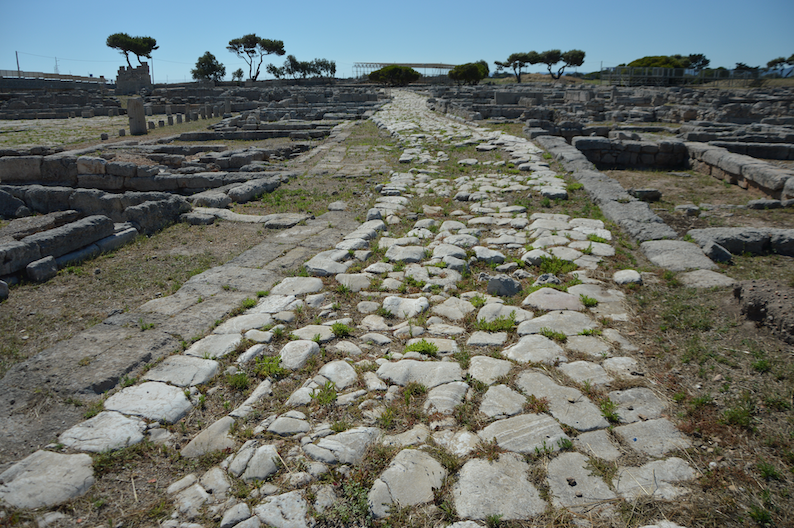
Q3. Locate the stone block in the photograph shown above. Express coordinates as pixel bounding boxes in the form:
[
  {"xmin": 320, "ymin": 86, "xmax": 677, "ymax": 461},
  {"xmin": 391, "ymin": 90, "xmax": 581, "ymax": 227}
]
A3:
[
  {"xmin": 22, "ymin": 215, "xmax": 115, "ymax": 259},
  {"xmin": 0, "ymin": 156, "xmax": 42, "ymax": 183},
  {"xmin": 24, "ymin": 185, "xmax": 73, "ymax": 213},
  {"xmin": 0, "ymin": 240, "xmax": 41, "ymax": 275},
  {"xmin": 77, "ymin": 157, "xmax": 106, "ymax": 175},
  {"xmin": 25, "ymin": 255, "xmax": 58, "ymax": 282},
  {"xmin": 41, "ymin": 156, "xmax": 78, "ymax": 184},
  {"xmin": 106, "ymin": 161, "xmax": 137, "ymax": 178}
]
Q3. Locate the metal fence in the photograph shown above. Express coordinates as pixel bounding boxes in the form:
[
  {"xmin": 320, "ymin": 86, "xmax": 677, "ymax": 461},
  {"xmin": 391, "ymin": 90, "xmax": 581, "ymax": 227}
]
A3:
[{"xmin": 600, "ymin": 67, "xmax": 761, "ymax": 87}]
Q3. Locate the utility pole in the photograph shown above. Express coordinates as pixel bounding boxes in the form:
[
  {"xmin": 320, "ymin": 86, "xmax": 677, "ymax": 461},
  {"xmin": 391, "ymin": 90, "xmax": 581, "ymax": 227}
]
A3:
[
  {"xmin": 54, "ymin": 57, "xmax": 59, "ymax": 75},
  {"xmin": 16, "ymin": 51, "xmax": 21, "ymax": 77}
]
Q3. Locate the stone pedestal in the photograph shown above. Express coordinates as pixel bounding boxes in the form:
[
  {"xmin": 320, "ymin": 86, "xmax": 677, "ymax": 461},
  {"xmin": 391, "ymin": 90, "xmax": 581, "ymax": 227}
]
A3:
[
  {"xmin": 119, "ymin": 129, "xmax": 126, "ymax": 136},
  {"xmin": 176, "ymin": 114, "xmax": 183, "ymax": 124},
  {"xmin": 192, "ymin": 112, "xmax": 199, "ymax": 121},
  {"xmin": 148, "ymin": 121, "xmax": 155, "ymax": 130},
  {"xmin": 167, "ymin": 116, "xmax": 174, "ymax": 126},
  {"xmin": 127, "ymin": 98, "xmax": 147, "ymax": 136},
  {"xmin": 225, "ymin": 100, "xmax": 231, "ymax": 114},
  {"xmin": 185, "ymin": 108, "xmax": 191, "ymax": 122},
  {"xmin": 158, "ymin": 120, "xmax": 165, "ymax": 128},
  {"xmin": 145, "ymin": 106, "xmax": 153, "ymax": 116},
  {"xmin": 200, "ymin": 107, "xmax": 206, "ymax": 119},
  {"xmin": 165, "ymin": 105, "xmax": 172, "ymax": 115}
]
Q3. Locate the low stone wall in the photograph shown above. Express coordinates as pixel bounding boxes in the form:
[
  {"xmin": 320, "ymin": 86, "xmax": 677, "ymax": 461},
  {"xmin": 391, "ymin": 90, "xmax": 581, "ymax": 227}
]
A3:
[
  {"xmin": 571, "ymin": 137, "xmax": 688, "ymax": 168},
  {"xmin": 0, "ymin": 214, "xmax": 140, "ymax": 279},
  {"xmin": 687, "ymin": 227, "xmax": 794, "ymax": 259},
  {"xmin": 709, "ymin": 141, "xmax": 794, "ymax": 160},
  {"xmin": 686, "ymin": 142, "xmax": 794, "ymax": 199},
  {"xmin": 0, "ymin": 185, "xmax": 190, "ymax": 233},
  {"xmin": 535, "ymin": 136, "xmax": 677, "ymax": 243}
]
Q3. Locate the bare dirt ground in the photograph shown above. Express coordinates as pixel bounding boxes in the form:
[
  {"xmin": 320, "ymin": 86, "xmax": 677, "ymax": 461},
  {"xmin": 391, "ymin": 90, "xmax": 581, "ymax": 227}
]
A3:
[{"xmin": 1, "ymin": 107, "xmax": 793, "ymax": 527}]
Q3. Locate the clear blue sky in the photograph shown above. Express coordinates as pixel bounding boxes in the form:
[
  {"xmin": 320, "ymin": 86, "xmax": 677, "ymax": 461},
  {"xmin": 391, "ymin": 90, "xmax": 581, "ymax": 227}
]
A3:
[{"xmin": 2, "ymin": 0, "xmax": 792, "ymax": 82}]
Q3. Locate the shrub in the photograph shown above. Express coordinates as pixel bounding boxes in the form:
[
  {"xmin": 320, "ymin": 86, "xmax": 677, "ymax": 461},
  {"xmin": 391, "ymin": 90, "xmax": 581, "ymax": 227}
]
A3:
[{"xmin": 368, "ymin": 65, "xmax": 421, "ymax": 86}]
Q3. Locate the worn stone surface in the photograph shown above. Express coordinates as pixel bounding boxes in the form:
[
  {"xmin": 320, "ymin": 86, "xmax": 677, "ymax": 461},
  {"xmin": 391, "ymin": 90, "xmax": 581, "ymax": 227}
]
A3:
[
  {"xmin": 516, "ymin": 370, "xmax": 608, "ymax": 431},
  {"xmin": 368, "ymin": 449, "xmax": 447, "ymax": 518},
  {"xmin": 58, "ymin": 411, "xmax": 146, "ymax": 452},
  {"xmin": 615, "ymin": 457, "xmax": 696, "ymax": 499},
  {"xmin": 143, "ymin": 355, "xmax": 219, "ymax": 387},
  {"xmin": 104, "ymin": 382, "xmax": 192, "ymax": 423},
  {"xmin": 0, "ymin": 450, "xmax": 95, "ymax": 508},
  {"xmin": 376, "ymin": 359, "xmax": 462, "ymax": 388},
  {"xmin": 503, "ymin": 334, "xmax": 567, "ymax": 364},
  {"xmin": 478, "ymin": 413, "xmax": 570, "ymax": 454},
  {"xmin": 181, "ymin": 416, "xmax": 236, "ymax": 458},
  {"xmin": 614, "ymin": 418, "xmax": 692, "ymax": 456},
  {"xmin": 453, "ymin": 453, "xmax": 545, "ymax": 520}
]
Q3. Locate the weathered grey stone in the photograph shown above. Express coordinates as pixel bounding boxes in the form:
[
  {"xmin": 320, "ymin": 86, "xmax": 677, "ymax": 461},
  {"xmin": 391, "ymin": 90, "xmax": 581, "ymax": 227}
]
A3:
[
  {"xmin": 268, "ymin": 416, "xmax": 311, "ymax": 436},
  {"xmin": 453, "ymin": 453, "xmax": 545, "ymax": 521},
  {"xmin": 613, "ymin": 418, "xmax": 691, "ymax": 456},
  {"xmin": 432, "ymin": 296, "xmax": 476, "ymax": 321},
  {"xmin": 503, "ymin": 334, "xmax": 567, "ymax": 364},
  {"xmin": 221, "ymin": 503, "xmax": 252, "ymax": 528},
  {"xmin": 292, "ymin": 324, "xmax": 335, "ymax": 343},
  {"xmin": 213, "ymin": 313, "xmax": 274, "ymax": 335},
  {"xmin": 479, "ymin": 385, "xmax": 526, "ymax": 418},
  {"xmin": 702, "ymin": 240, "xmax": 733, "ymax": 262},
  {"xmin": 25, "ymin": 255, "xmax": 57, "ymax": 283},
  {"xmin": 315, "ymin": 427, "xmax": 381, "ymax": 464},
  {"xmin": 679, "ymin": 269, "xmax": 737, "ymax": 288},
  {"xmin": 469, "ymin": 355, "xmax": 512, "ymax": 385},
  {"xmin": 279, "ymin": 340, "xmax": 321, "ymax": 370},
  {"xmin": 478, "ymin": 413, "xmax": 569, "ymax": 454},
  {"xmin": 640, "ymin": 240, "xmax": 717, "ymax": 271},
  {"xmin": 181, "ymin": 416, "xmax": 236, "ymax": 458},
  {"xmin": 565, "ymin": 335, "xmax": 612, "ymax": 358},
  {"xmin": 0, "ymin": 280, "xmax": 8, "ymax": 301},
  {"xmin": 271, "ymin": 277, "xmax": 324, "ymax": 296},
  {"xmin": 376, "ymin": 359, "xmax": 462, "ymax": 388},
  {"xmin": 523, "ymin": 288, "xmax": 584, "ymax": 311},
  {"xmin": 614, "ymin": 457, "xmax": 695, "ymax": 499},
  {"xmin": 242, "ymin": 444, "xmax": 280, "ymax": 481},
  {"xmin": 143, "ymin": 355, "xmax": 219, "ymax": 387},
  {"xmin": 381, "ymin": 424, "xmax": 429, "ymax": 447},
  {"xmin": 473, "ymin": 246, "xmax": 505, "ymax": 264},
  {"xmin": 613, "ymin": 269, "xmax": 642, "ymax": 285},
  {"xmin": 516, "ymin": 370, "xmax": 608, "ymax": 431},
  {"xmin": 546, "ymin": 452, "xmax": 617, "ymax": 511},
  {"xmin": 558, "ymin": 361, "xmax": 612, "ymax": 387},
  {"xmin": 487, "ymin": 275, "xmax": 522, "ymax": 297},
  {"xmin": 608, "ymin": 387, "xmax": 667, "ymax": 423},
  {"xmin": 424, "ymin": 381, "xmax": 469, "ymax": 415},
  {"xmin": 368, "ymin": 449, "xmax": 447, "ymax": 518},
  {"xmin": 0, "ymin": 451, "xmax": 95, "ymax": 508},
  {"xmin": 477, "ymin": 303, "xmax": 533, "ymax": 324},
  {"xmin": 466, "ymin": 331, "xmax": 507, "ymax": 347},
  {"xmin": 517, "ymin": 310, "xmax": 598, "ymax": 336},
  {"xmin": 22, "ymin": 215, "xmax": 114, "ymax": 259},
  {"xmin": 318, "ymin": 360, "xmax": 358, "ymax": 390},
  {"xmin": 402, "ymin": 335, "xmax": 454, "ymax": 354},
  {"xmin": 385, "ymin": 245, "xmax": 426, "ymax": 263},
  {"xmin": 382, "ymin": 295, "xmax": 429, "ymax": 319},
  {"xmin": 58, "ymin": 411, "xmax": 146, "ymax": 452},
  {"xmin": 254, "ymin": 490, "xmax": 309, "ymax": 528},
  {"xmin": 185, "ymin": 333, "xmax": 242, "ymax": 359},
  {"xmin": 104, "ymin": 382, "xmax": 192, "ymax": 423},
  {"xmin": 573, "ymin": 430, "xmax": 621, "ymax": 461}
]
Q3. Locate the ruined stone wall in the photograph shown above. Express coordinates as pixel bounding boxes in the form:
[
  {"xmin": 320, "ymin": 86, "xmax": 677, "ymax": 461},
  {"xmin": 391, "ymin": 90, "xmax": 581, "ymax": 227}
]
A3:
[
  {"xmin": 571, "ymin": 137, "xmax": 689, "ymax": 167},
  {"xmin": 686, "ymin": 142, "xmax": 794, "ymax": 199},
  {"xmin": 116, "ymin": 63, "xmax": 153, "ymax": 95}
]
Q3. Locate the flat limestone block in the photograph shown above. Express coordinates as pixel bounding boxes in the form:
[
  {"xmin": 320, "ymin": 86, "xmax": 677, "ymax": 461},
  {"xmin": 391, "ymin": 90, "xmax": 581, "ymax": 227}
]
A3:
[
  {"xmin": 59, "ymin": 411, "xmax": 146, "ymax": 452},
  {"xmin": 181, "ymin": 416, "xmax": 236, "ymax": 458},
  {"xmin": 0, "ymin": 450, "xmax": 95, "ymax": 508},
  {"xmin": 143, "ymin": 355, "xmax": 219, "ymax": 387},
  {"xmin": 640, "ymin": 240, "xmax": 716, "ymax": 271},
  {"xmin": 185, "ymin": 333, "xmax": 242, "ymax": 359},
  {"xmin": 104, "ymin": 381, "xmax": 192, "ymax": 423},
  {"xmin": 452, "ymin": 453, "xmax": 545, "ymax": 521},
  {"xmin": 679, "ymin": 269, "xmax": 737, "ymax": 288},
  {"xmin": 613, "ymin": 418, "xmax": 691, "ymax": 456},
  {"xmin": 478, "ymin": 414, "xmax": 569, "ymax": 454}
]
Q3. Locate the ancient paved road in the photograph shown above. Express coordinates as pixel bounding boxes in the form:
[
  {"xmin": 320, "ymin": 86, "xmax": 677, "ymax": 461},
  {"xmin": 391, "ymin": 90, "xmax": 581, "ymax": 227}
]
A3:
[{"xmin": 0, "ymin": 90, "xmax": 700, "ymax": 528}]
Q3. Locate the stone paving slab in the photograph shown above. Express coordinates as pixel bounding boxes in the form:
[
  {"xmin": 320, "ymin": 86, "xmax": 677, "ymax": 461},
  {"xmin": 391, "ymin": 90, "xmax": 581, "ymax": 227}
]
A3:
[
  {"xmin": 0, "ymin": 450, "xmax": 95, "ymax": 508},
  {"xmin": 104, "ymin": 382, "xmax": 192, "ymax": 423},
  {"xmin": 143, "ymin": 355, "xmax": 219, "ymax": 387},
  {"xmin": 58, "ymin": 411, "xmax": 146, "ymax": 452}
]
